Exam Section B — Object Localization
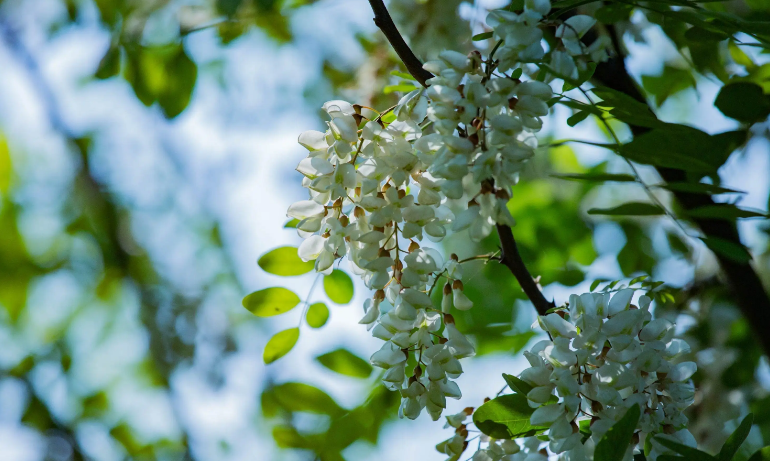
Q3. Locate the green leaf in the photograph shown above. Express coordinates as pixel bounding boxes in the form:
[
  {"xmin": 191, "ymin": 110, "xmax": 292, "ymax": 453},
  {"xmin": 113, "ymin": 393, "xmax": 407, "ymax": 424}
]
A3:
[
  {"xmin": 684, "ymin": 26, "xmax": 730, "ymax": 42},
  {"xmin": 271, "ymin": 382, "xmax": 345, "ymax": 417},
  {"xmin": 263, "ymin": 328, "xmax": 299, "ymax": 364},
  {"xmin": 748, "ymin": 447, "xmax": 770, "ymax": 461},
  {"xmin": 718, "ymin": 413, "xmax": 754, "ymax": 461},
  {"xmin": 502, "ymin": 373, "xmax": 534, "ymax": 395},
  {"xmin": 552, "ymin": 173, "xmax": 637, "ymax": 183},
  {"xmin": 472, "ymin": 31, "xmax": 494, "ymax": 41},
  {"xmin": 641, "ymin": 66, "xmax": 696, "ymax": 107},
  {"xmin": 306, "ymin": 302, "xmax": 329, "ymax": 328},
  {"xmin": 660, "ymin": 182, "xmax": 745, "ymax": 195},
  {"xmin": 595, "ymin": 404, "xmax": 641, "ymax": 461},
  {"xmin": 715, "ymin": 82, "xmax": 770, "ymax": 123},
  {"xmin": 384, "ymin": 84, "xmax": 419, "ymax": 94},
  {"xmin": 472, "ymin": 393, "xmax": 547, "ymax": 439},
  {"xmin": 284, "ymin": 218, "xmax": 300, "ymax": 228},
  {"xmin": 588, "ymin": 203, "xmax": 665, "ymax": 216},
  {"xmin": 619, "ymin": 126, "xmax": 742, "ymax": 173},
  {"xmin": 654, "ymin": 436, "xmax": 715, "ymax": 461},
  {"xmin": 242, "ymin": 287, "xmax": 301, "ymax": 317},
  {"xmin": 272, "ymin": 426, "xmax": 312, "ymax": 449},
  {"xmin": 590, "ymin": 279, "xmax": 603, "ymax": 291},
  {"xmin": 258, "ymin": 246, "xmax": 315, "ymax": 276},
  {"xmin": 390, "ymin": 70, "xmax": 416, "ymax": 81},
  {"xmin": 324, "ymin": 270, "xmax": 354, "ymax": 304},
  {"xmin": 592, "ymin": 87, "xmax": 663, "ymax": 128},
  {"xmin": 700, "ymin": 237, "xmax": 753, "ymax": 263},
  {"xmin": 595, "ymin": 3, "xmax": 633, "ymax": 23},
  {"xmin": 95, "ymin": 43, "xmax": 121, "ymax": 79},
  {"xmin": 686, "ymin": 205, "xmax": 768, "ymax": 220},
  {"xmin": 316, "ymin": 349, "xmax": 373, "ymax": 378},
  {"xmin": 567, "ymin": 110, "xmax": 591, "ymax": 127}
]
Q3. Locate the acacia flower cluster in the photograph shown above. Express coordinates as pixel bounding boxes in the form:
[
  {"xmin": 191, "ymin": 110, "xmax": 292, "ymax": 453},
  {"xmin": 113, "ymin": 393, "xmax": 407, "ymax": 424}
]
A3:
[
  {"xmin": 288, "ymin": 0, "xmax": 613, "ymax": 422},
  {"xmin": 438, "ymin": 289, "xmax": 697, "ymax": 461}
]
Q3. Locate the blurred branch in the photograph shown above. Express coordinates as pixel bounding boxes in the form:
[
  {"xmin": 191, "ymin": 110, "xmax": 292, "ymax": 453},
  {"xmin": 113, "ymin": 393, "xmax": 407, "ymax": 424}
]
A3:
[
  {"xmin": 592, "ymin": 24, "xmax": 770, "ymax": 355},
  {"xmin": 368, "ymin": 0, "xmax": 434, "ymax": 87},
  {"xmin": 367, "ymin": 0, "xmax": 554, "ymax": 315}
]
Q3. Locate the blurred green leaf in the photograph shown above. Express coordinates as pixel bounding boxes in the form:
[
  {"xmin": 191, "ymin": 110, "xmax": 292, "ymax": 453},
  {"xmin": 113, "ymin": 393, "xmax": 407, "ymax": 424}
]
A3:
[
  {"xmin": 700, "ymin": 236, "xmax": 752, "ymax": 263},
  {"xmin": 718, "ymin": 413, "xmax": 754, "ymax": 461},
  {"xmin": 588, "ymin": 202, "xmax": 665, "ymax": 216},
  {"xmin": 272, "ymin": 382, "xmax": 345, "ymax": 417},
  {"xmin": 95, "ymin": 43, "xmax": 121, "ymax": 79},
  {"xmin": 641, "ymin": 66, "xmax": 696, "ymax": 107},
  {"xmin": 686, "ymin": 204, "xmax": 768, "ymax": 220},
  {"xmin": 324, "ymin": 270, "xmax": 353, "ymax": 304},
  {"xmin": 258, "ymin": 246, "xmax": 315, "ymax": 276},
  {"xmin": 552, "ymin": 173, "xmax": 636, "ymax": 183},
  {"xmin": 715, "ymin": 82, "xmax": 770, "ymax": 123},
  {"xmin": 595, "ymin": 405, "xmax": 641, "ymax": 461},
  {"xmin": 306, "ymin": 302, "xmax": 329, "ymax": 328},
  {"xmin": 473, "ymin": 393, "xmax": 547, "ymax": 439},
  {"xmin": 595, "ymin": 3, "xmax": 633, "ymax": 23},
  {"xmin": 316, "ymin": 349, "xmax": 372, "ymax": 378},
  {"xmin": 749, "ymin": 447, "xmax": 770, "ymax": 461},
  {"xmin": 472, "ymin": 31, "xmax": 493, "ymax": 40},
  {"xmin": 660, "ymin": 182, "xmax": 745, "ymax": 195},
  {"xmin": 284, "ymin": 218, "xmax": 300, "ymax": 228},
  {"xmin": 567, "ymin": 110, "xmax": 591, "ymax": 127},
  {"xmin": 654, "ymin": 436, "xmax": 715, "ymax": 461},
  {"xmin": 263, "ymin": 328, "xmax": 299, "ymax": 364},
  {"xmin": 384, "ymin": 83, "xmax": 419, "ymax": 94},
  {"xmin": 242, "ymin": 287, "xmax": 301, "ymax": 317}
]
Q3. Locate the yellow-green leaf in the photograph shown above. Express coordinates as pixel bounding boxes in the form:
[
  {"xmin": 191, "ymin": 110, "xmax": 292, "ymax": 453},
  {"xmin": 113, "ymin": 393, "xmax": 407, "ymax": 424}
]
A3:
[
  {"xmin": 263, "ymin": 328, "xmax": 299, "ymax": 364},
  {"xmin": 316, "ymin": 349, "xmax": 372, "ymax": 378},
  {"xmin": 306, "ymin": 302, "xmax": 329, "ymax": 328},
  {"xmin": 258, "ymin": 246, "xmax": 315, "ymax": 276},
  {"xmin": 243, "ymin": 287, "xmax": 300, "ymax": 317},
  {"xmin": 324, "ymin": 270, "xmax": 353, "ymax": 304}
]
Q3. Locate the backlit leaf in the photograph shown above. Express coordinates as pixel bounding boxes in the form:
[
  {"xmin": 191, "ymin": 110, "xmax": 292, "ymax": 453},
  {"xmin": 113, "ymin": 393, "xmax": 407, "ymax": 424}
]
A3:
[
  {"xmin": 324, "ymin": 270, "xmax": 354, "ymax": 304},
  {"xmin": 595, "ymin": 404, "xmax": 641, "ymax": 461},
  {"xmin": 316, "ymin": 349, "xmax": 373, "ymax": 378},
  {"xmin": 473, "ymin": 393, "xmax": 547, "ymax": 439},
  {"xmin": 263, "ymin": 328, "xmax": 299, "ymax": 364},
  {"xmin": 242, "ymin": 287, "xmax": 301, "ymax": 317},
  {"xmin": 306, "ymin": 302, "xmax": 329, "ymax": 328},
  {"xmin": 258, "ymin": 246, "xmax": 315, "ymax": 276}
]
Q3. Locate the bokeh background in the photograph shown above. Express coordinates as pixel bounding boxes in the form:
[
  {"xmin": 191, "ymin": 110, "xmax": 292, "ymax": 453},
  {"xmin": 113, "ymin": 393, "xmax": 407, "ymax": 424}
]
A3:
[{"xmin": 0, "ymin": 0, "xmax": 769, "ymax": 460}]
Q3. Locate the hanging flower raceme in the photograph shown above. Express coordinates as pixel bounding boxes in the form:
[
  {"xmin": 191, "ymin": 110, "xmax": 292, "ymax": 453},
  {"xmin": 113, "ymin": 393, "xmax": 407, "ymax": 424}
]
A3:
[{"xmin": 287, "ymin": 0, "xmax": 614, "ymax": 423}]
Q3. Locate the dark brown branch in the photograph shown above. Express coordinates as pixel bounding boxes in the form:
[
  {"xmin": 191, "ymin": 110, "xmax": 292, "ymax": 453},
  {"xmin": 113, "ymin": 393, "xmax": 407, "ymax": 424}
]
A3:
[
  {"xmin": 368, "ymin": 0, "xmax": 434, "ymax": 87},
  {"xmin": 497, "ymin": 224, "xmax": 557, "ymax": 315},
  {"xmin": 593, "ymin": 25, "xmax": 770, "ymax": 355},
  {"xmin": 367, "ymin": 0, "xmax": 554, "ymax": 316}
]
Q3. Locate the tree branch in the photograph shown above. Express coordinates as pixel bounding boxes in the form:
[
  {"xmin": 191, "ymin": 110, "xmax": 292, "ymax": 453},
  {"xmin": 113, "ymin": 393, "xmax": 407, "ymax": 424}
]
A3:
[
  {"xmin": 367, "ymin": 0, "xmax": 554, "ymax": 316},
  {"xmin": 368, "ymin": 0, "xmax": 434, "ymax": 87},
  {"xmin": 593, "ymin": 25, "xmax": 770, "ymax": 355}
]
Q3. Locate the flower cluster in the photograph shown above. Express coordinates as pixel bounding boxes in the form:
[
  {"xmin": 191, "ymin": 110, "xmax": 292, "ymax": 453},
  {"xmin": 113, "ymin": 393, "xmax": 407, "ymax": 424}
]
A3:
[
  {"xmin": 288, "ymin": 0, "xmax": 611, "ymax": 422},
  {"xmin": 437, "ymin": 289, "xmax": 697, "ymax": 461}
]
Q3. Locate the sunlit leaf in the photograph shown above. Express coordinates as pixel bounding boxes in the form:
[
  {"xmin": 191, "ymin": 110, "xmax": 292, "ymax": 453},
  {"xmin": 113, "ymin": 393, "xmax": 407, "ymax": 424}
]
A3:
[
  {"xmin": 263, "ymin": 328, "xmax": 299, "ymax": 364},
  {"xmin": 258, "ymin": 246, "xmax": 315, "ymax": 276},
  {"xmin": 324, "ymin": 270, "xmax": 354, "ymax": 304},
  {"xmin": 242, "ymin": 287, "xmax": 301, "ymax": 317},
  {"xmin": 306, "ymin": 302, "xmax": 329, "ymax": 328},
  {"xmin": 473, "ymin": 393, "xmax": 547, "ymax": 439},
  {"xmin": 316, "ymin": 349, "xmax": 373, "ymax": 378}
]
